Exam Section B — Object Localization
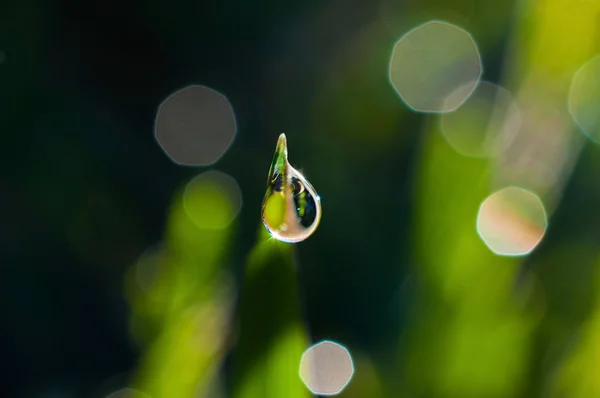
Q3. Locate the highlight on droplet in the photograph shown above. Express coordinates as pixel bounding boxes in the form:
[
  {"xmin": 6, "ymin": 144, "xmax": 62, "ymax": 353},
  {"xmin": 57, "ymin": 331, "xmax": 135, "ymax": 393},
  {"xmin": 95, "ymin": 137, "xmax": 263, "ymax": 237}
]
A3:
[
  {"xmin": 477, "ymin": 186, "xmax": 548, "ymax": 256},
  {"xmin": 183, "ymin": 170, "xmax": 242, "ymax": 230},
  {"xmin": 261, "ymin": 133, "xmax": 322, "ymax": 243},
  {"xmin": 155, "ymin": 85, "xmax": 237, "ymax": 166},
  {"xmin": 389, "ymin": 21, "xmax": 482, "ymax": 113},
  {"xmin": 299, "ymin": 340, "xmax": 354, "ymax": 396},
  {"xmin": 568, "ymin": 54, "xmax": 600, "ymax": 143},
  {"xmin": 441, "ymin": 81, "xmax": 521, "ymax": 157}
]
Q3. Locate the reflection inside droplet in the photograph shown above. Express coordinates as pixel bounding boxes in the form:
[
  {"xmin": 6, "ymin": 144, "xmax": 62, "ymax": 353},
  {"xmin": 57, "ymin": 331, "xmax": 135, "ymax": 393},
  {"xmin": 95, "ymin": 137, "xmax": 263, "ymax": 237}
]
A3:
[
  {"xmin": 261, "ymin": 134, "xmax": 322, "ymax": 243},
  {"xmin": 477, "ymin": 186, "xmax": 548, "ymax": 256}
]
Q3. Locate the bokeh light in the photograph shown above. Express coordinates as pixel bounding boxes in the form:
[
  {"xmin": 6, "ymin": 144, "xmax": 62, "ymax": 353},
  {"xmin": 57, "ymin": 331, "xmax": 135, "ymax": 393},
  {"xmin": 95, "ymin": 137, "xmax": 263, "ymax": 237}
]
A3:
[
  {"xmin": 196, "ymin": 372, "xmax": 226, "ymax": 398},
  {"xmin": 477, "ymin": 186, "xmax": 547, "ymax": 256},
  {"xmin": 155, "ymin": 85, "xmax": 237, "ymax": 166},
  {"xmin": 491, "ymin": 76, "xmax": 583, "ymax": 213},
  {"xmin": 299, "ymin": 340, "xmax": 354, "ymax": 396},
  {"xmin": 389, "ymin": 21, "xmax": 481, "ymax": 112},
  {"xmin": 105, "ymin": 388, "xmax": 150, "ymax": 398},
  {"xmin": 134, "ymin": 244, "xmax": 173, "ymax": 300},
  {"xmin": 183, "ymin": 170, "xmax": 242, "ymax": 230},
  {"xmin": 441, "ymin": 81, "xmax": 520, "ymax": 157},
  {"xmin": 569, "ymin": 54, "xmax": 600, "ymax": 143}
]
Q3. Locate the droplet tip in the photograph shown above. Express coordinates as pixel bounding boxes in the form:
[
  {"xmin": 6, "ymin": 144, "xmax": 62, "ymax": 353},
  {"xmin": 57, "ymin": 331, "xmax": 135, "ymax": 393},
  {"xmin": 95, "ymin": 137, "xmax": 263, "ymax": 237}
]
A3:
[{"xmin": 276, "ymin": 133, "xmax": 288, "ymax": 155}]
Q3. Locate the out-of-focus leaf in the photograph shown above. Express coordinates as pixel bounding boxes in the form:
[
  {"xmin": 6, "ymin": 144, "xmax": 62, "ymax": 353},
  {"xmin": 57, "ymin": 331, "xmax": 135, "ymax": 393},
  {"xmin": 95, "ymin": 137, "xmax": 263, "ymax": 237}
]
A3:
[
  {"xmin": 126, "ymin": 176, "xmax": 237, "ymax": 398},
  {"xmin": 338, "ymin": 355, "xmax": 387, "ymax": 398},
  {"xmin": 231, "ymin": 230, "xmax": 311, "ymax": 398},
  {"xmin": 548, "ymin": 255, "xmax": 600, "ymax": 397},
  {"xmin": 400, "ymin": 128, "xmax": 535, "ymax": 398}
]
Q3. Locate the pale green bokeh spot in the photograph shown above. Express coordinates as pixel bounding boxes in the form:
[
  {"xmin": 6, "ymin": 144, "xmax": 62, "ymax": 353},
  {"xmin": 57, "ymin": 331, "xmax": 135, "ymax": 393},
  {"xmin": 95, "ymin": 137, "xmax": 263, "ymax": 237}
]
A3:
[
  {"xmin": 441, "ymin": 81, "xmax": 520, "ymax": 157},
  {"xmin": 183, "ymin": 170, "xmax": 242, "ymax": 230},
  {"xmin": 263, "ymin": 192, "xmax": 286, "ymax": 230},
  {"xmin": 569, "ymin": 54, "xmax": 600, "ymax": 143}
]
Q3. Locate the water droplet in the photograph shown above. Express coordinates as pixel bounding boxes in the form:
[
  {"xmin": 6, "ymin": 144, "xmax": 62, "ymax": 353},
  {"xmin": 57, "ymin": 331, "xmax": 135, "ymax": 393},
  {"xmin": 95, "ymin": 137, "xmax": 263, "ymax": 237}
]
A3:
[{"xmin": 261, "ymin": 134, "xmax": 322, "ymax": 243}]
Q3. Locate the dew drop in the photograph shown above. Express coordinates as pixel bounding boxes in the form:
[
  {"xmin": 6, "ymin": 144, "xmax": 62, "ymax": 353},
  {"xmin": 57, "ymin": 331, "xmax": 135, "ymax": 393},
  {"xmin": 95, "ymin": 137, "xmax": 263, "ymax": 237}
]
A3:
[{"xmin": 261, "ymin": 134, "xmax": 322, "ymax": 243}]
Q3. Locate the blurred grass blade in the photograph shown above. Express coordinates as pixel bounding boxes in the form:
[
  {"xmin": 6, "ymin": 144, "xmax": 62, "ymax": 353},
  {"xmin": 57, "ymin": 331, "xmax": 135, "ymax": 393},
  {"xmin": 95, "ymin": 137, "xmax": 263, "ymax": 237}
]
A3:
[
  {"xmin": 400, "ymin": 128, "xmax": 535, "ymax": 397},
  {"xmin": 126, "ymin": 176, "xmax": 237, "ymax": 398},
  {"xmin": 231, "ymin": 230, "xmax": 311, "ymax": 398},
  {"xmin": 548, "ymin": 253, "xmax": 600, "ymax": 397}
]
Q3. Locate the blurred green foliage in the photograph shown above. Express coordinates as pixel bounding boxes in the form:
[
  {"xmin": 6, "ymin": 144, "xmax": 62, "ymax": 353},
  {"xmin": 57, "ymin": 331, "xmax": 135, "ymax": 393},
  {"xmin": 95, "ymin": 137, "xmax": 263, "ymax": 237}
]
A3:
[
  {"xmin": 6, "ymin": 0, "xmax": 600, "ymax": 397},
  {"xmin": 126, "ymin": 180, "xmax": 235, "ymax": 397},
  {"xmin": 231, "ymin": 231, "xmax": 310, "ymax": 398}
]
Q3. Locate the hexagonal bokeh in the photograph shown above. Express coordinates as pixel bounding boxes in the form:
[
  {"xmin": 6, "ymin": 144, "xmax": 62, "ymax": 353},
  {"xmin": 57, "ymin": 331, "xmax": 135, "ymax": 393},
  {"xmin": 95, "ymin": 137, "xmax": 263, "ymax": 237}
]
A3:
[
  {"xmin": 389, "ymin": 21, "xmax": 482, "ymax": 113},
  {"xmin": 441, "ymin": 81, "xmax": 521, "ymax": 157},
  {"xmin": 477, "ymin": 187, "xmax": 547, "ymax": 256},
  {"xmin": 183, "ymin": 170, "xmax": 242, "ymax": 230},
  {"xmin": 155, "ymin": 85, "xmax": 237, "ymax": 166},
  {"xmin": 105, "ymin": 388, "xmax": 150, "ymax": 398},
  {"xmin": 299, "ymin": 340, "xmax": 354, "ymax": 396},
  {"xmin": 134, "ymin": 244, "xmax": 173, "ymax": 298},
  {"xmin": 569, "ymin": 54, "xmax": 600, "ymax": 143}
]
